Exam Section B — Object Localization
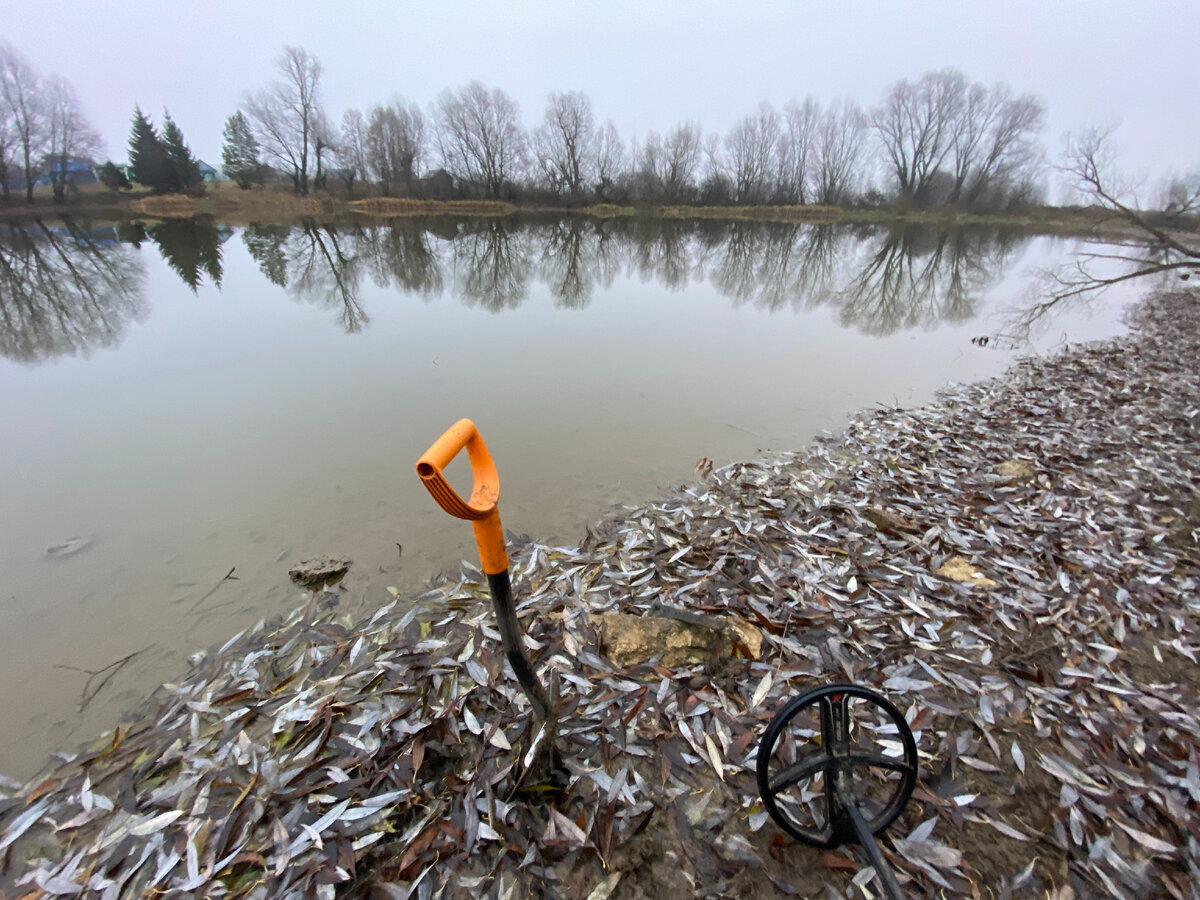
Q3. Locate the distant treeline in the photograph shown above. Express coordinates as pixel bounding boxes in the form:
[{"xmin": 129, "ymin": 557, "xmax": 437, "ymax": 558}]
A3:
[
  {"xmin": 221, "ymin": 48, "xmax": 1047, "ymax": 213},
  {"xmin": 3, "ymin": 41, "xmax": 1197, "ymax": 218}
]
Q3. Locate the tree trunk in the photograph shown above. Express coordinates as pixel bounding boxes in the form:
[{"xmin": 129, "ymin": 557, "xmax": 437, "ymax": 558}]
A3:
[{"xmin": 24, "ymin": 146, "xmax": 34, "ymax": 203}]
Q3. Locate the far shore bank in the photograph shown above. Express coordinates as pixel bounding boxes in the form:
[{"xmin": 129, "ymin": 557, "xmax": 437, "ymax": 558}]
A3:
[{"xmin": 2, "ymin": 183, "xmax": 1190, "ymax": 240}]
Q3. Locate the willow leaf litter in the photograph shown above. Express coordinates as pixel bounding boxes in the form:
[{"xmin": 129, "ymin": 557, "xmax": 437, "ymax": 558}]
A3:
[{"xmin": 1, "ymin": 289, "xmax": 1197, "ymax": 898}]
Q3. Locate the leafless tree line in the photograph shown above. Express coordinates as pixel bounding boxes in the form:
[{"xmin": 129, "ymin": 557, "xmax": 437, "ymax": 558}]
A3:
[
  {"xmin": 234, "ymin": 48, "xmax": 1059, "ymax": 214},
  {"xmin": 871, "ymin": 68, "xmax": 1045, "ymax": 210},
  {"xmin": 0, "ymin": 41, "xmax": 100, "ymax": 203}
]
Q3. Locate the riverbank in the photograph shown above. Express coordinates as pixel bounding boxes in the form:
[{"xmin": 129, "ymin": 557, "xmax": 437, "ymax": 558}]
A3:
[
  {"xmin": 0, "ymin": 183, "xmax": 1170, "ymax": 237},
  {"xmin": 1, "ymin": 288, "xmax": 1197, "ymax": 898}
]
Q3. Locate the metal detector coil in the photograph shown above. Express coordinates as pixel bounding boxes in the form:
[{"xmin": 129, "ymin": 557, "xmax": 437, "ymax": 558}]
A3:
[{"xmin": 756, "ymin": 684, "xmax": 919, "ymax": 899}]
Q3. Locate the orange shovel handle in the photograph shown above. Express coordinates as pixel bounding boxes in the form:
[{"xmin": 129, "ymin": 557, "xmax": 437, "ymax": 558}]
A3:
[{"xmin": 416, "ymin": 419, "xmax": 508, "ymax": 574}]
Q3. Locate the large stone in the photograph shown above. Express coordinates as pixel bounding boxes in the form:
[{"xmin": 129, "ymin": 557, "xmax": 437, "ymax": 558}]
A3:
[
  {"xmin": 596, "ymin": 612, "xmax": 763, "ymax": 667},
  {"xmin": 288, "ymin": 556, "xmax": 351, "ymax": 587},
  {"xmin": 935, "ymin": 556, "xmax": 997, "ymax": 588},
  {"xmin": 995, "ymin": 459, "xmax": 1037, "ymax": 481}
]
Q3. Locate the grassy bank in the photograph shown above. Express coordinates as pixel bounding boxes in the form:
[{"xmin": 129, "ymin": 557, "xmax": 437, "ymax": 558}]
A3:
[{"xmin": 0, "ymin": 182, "xmax": 1174, "ymax": 237}]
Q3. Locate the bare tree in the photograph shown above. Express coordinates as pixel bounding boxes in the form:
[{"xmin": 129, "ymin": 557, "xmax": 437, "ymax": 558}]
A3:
[
  {"xmin": 42, "ymin": 75, "xmax": 100, "ymax": 203},
  {"xmin": 244, "ymin": 46, "xmax": 324, "ymax": 194},
  {"xmin": 0, "ymin": 83, "xmax": 16, "ymax": 201},
  {"xmin": 724, "ymin": 102, "xmax": 779, "ymax": 204},
  {"xmin": 311, "ymin": 108, "xmax": 336, "ymax": 191},
  {"xmin": 812, "ymin": 99, "xmax": 867, "ymax": 206},
  {"xmin": 337, "ymin": 108, "xmax": 368, "ymax": 195},
  {"xmin": 777, "ymin": 97, "xmax": 819, "ymax": 204},
  {"xmin": 366, "ymin": 100, "xmax": 425, "ymax": 197},
  {"xmin": 1001, "ymin": 127, "xmax": 1199, "ymax": 340},
  {"xmin": 533, "ymin": 90, "xmax": 595, "ymax": 197},
  {"xmin": 950, "ymin": 83, "xmax": 1044, "ymax": 209},
  {"xmin": 871, "ymin": 69, "xmax": 965, "ymax": 206},
  {"xmin": 0, "ymin": 41, "xmax": 45, "ymax": 202},
  {"xmin": 1160, "ymin": 169, "xmax": 1200, "ymax": 220},
  {"xmin": 593, "ymin": 120, "xmax": 625, "ymax": 201},
  {"xmin": 435, "ymin": 82, "xmax": 528, "ymax": 199},
  {"xmin": 636, "ymin": 121, "xmax": 703, "ymax": 203}
]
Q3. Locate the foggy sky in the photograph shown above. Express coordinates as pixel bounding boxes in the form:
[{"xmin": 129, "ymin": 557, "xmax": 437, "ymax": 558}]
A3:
[{"xmin": 4, "ymin": 0, "xmax": 1196, "ymax": 200}]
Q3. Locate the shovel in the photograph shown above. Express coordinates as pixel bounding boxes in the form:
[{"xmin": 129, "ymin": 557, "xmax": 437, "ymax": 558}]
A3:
[{"xmin": 416, "ymin": 418, "xmax": 551, "ymax": 720}]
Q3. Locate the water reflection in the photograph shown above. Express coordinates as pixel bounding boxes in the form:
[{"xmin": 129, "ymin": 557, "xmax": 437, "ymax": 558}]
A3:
[
  {"xmin": 839, "ymin": 225, "xmax": 1024, "ymax": 335},
  {"xmin": 535, "ymin": 218, "xmax": 622, "ymax": 309},
  {"xmin": 244, "ymin": 222, "xmax": 368, "ymax": 331},
  {"xmin": 699, "ymin": 221, "xmax": 846, "ymax": 312},
  {"xmin": 0, "ymin": 220, "xmax": 146, "ymax": 363},
  {"xmin": 0, "ymin": 216, "xmax": 1037, "ymax": 364},
  {"xmin": 358, "ymin": 221, "xmax": 442, "ymax": 297}
]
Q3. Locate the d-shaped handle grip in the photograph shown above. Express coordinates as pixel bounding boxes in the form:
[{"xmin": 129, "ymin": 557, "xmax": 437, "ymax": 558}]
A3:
[{"xmin": 416, "ymin": 419, "xmax": 508, "ymax": 574}]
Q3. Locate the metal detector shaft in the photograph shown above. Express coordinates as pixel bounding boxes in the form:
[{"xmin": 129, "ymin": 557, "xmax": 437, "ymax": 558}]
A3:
[
  {"xmin": 834, "ymin": 778, "xmax": 905, "ymax": 900},
  {"xmin": 416, "ymin": 419, "xmax": 550, "ymax": 720}
]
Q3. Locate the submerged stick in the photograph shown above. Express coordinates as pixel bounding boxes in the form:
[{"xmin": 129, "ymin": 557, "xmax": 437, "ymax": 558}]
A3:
[
  {"xmin": 188, "ymin": 566, "xmax": 238, "ymax": 613},
  {"xmin": 54, "ymin": 645, "xmax": 152, "ymax": 711}
]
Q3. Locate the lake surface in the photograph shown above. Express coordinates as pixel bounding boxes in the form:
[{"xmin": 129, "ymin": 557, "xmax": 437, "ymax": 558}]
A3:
[{"xmin": 0, "ymin": 216, "xmax": 1141, "ymax": 779}]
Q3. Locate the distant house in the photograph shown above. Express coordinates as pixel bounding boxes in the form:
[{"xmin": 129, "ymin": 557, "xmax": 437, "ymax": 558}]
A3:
[
  {"xmin": 197, "ymin": 160, "xmax": 222, "ymax": 182},
  {"xmin": 34, "ymin": 159, "xmax": 98, "ymax": 187},
  {"xmin": 10, "ymin": 159, "xmax": 99, "ymax": 190}
]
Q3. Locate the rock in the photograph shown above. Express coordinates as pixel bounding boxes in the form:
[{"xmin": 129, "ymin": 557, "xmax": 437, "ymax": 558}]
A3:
[
  {"xmin": 935, "ymin": 556, "xmax": 997, "ymax": 588},
  {"xmin": 288, "ymin": 556, "xmax": 351, "ymax": 587},
  {"xmin": 724, "ymin": 616, "xmax": 764, "ymax": 660},
  {"xmin": 864, "ymin": 506, "xmax": 918, "ymax": 536},
  {"xmin": 45, "ymin": 536, "xmax": 94, "ymax": 560},
  {"xmin": 995, "ymin": 459, "xmax": 1036, "ymax": 481},
  {"xmin": 596, "ymin": 611, "xmax": 762, "ymax": 667}
]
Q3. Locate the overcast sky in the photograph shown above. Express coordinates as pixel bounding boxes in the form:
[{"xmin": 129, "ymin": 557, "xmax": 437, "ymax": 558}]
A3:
[{"xmin": 4, "ymin": 0, "xmax": 1196, "ymax": 200}]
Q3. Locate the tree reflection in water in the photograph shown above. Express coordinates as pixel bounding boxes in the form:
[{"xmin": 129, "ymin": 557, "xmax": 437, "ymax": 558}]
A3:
[
  {"xmin": 451, "ymin": 219, "xmax": 532, "ymax": 312},
  {"xmin": 701, "ymin": 221, "xmax": 847, "ymax": 312},
  {"xmin": 0, "ymin": 219, "xmax": 146, "ymax": 363},
  {"xmin": 243, "ymin": 221, "xmax": 368, "ymax": 331},
  {"xmin": 534, "ymin": 217, "xmax": 622, "ymax": 309},
  {"xmin": 357, "ymin": 221, "xmax": 443, "ymax": 298},
  {"xmin": 837, "ymin": 224, "xmax": 1024, "ymax": 335},
  {"xmin": 231, "ymin": 217, "xmax": 1030, "ymax": 334},
  {"xmin": 0, "ymin": 216, "xmax": 1035, "ymax": 364}
]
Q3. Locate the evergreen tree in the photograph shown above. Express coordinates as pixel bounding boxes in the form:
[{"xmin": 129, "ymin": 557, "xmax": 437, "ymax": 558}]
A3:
[
  {"xmin": 160, "ymin": 110, "xmax": 202, "ymax": 192},
  {"xmin": 221, "ymin": 111, "xmax": 263, "ymax": 189},
  {"xmin": 150, "ymin": 219, "xmax": 223, "ymax": 290},
  {"xmin": 96, "ymin": 161, "xmax": 131, "ymax": 191},
  {"xmin": 242, "ymin": 224, "xmax": 288, "ymax": 286},
  {"xmin": 127, "ymin": 106, "xmax": 170, "ymax": 192}
]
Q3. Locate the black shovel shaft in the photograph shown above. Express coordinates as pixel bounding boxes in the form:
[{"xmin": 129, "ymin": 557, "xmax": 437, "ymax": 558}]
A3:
[
  {"xmin": 486, "ymin": 570, "xmax": 550, "ymax": 720},
  {"xmin": 836, "ymin": 778, "xmax": 905, "ymax": 900}
]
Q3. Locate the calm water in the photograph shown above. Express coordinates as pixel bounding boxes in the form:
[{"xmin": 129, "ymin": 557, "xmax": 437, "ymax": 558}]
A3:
[{"xmin": 0, "ymin": 216, "xmax": 1139, "ymax": 779}]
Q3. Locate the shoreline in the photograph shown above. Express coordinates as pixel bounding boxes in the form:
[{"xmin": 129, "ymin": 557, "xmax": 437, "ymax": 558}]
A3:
[
  {"xmin": 0, "ymin": 186, "xmax": 1184, "ymax": 240},
  {"xmin": 1, "ymin": 288, "xmax": 1197, "ymax": 897}
]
